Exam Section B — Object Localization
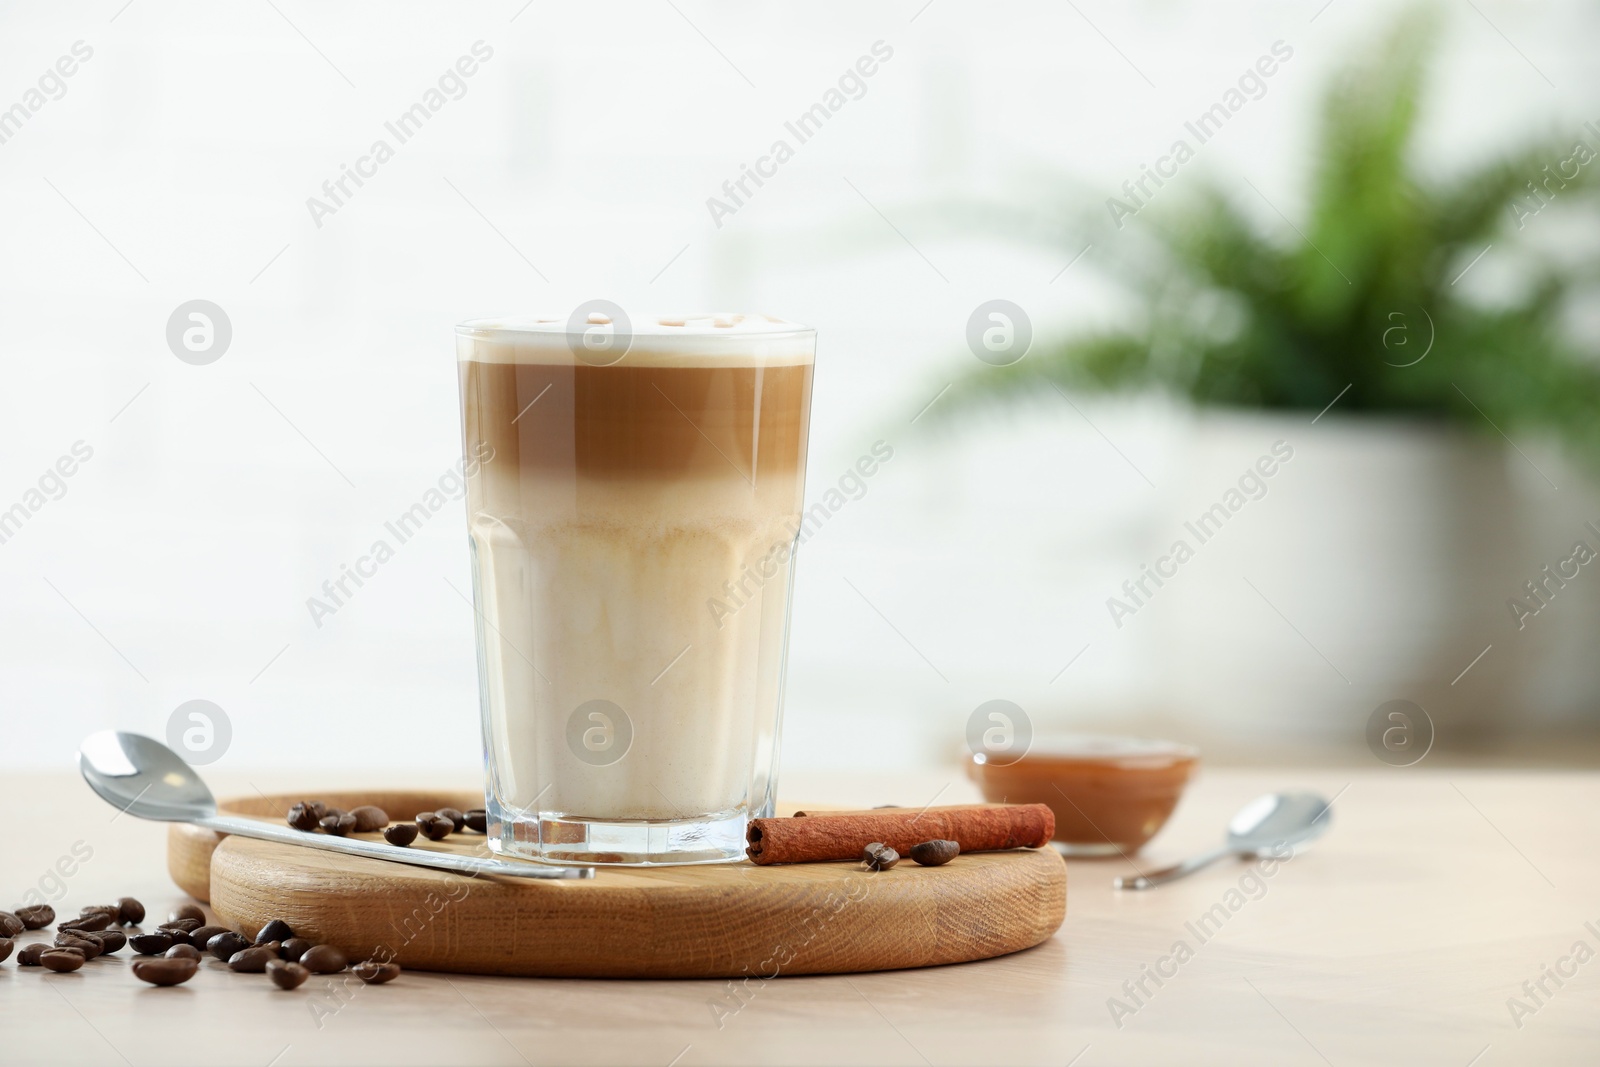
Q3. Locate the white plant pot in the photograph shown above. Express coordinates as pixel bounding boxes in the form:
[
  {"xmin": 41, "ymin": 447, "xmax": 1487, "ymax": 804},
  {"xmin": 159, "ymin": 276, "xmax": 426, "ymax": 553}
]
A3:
[{"xmin": 1144, "ymin": 410, "xmax": 1600, "ymax": 746}]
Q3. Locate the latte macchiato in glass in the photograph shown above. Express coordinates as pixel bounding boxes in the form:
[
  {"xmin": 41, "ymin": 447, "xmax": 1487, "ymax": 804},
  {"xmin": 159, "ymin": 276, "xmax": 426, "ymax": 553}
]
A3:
[{"xmin": 456, "ymin": 314, "xmax": 814, "ymax": 864}]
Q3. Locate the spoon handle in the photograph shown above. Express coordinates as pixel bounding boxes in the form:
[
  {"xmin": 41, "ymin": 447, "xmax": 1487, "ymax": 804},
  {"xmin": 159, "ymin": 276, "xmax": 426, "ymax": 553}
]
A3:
[
  {"xmin": 1114, "ymin": 845, "xmax": 1233, "ymax": 890},
  {"xmin": 195, "ymin": 815, "xmax": 594, "ymax": 880}
]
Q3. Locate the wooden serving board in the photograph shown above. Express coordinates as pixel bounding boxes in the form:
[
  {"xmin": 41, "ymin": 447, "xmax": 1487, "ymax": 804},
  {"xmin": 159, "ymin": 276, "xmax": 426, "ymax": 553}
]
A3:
[{"xmin": 167, "ymin": 789, "xmax": 1066, "ymax": 979}]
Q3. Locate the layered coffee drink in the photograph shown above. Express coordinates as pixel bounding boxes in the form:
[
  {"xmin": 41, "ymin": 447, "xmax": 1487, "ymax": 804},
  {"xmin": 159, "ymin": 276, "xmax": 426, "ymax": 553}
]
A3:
[{"xmin": 456, "ymin": 314, "xmax": 814, "ymax": 864}]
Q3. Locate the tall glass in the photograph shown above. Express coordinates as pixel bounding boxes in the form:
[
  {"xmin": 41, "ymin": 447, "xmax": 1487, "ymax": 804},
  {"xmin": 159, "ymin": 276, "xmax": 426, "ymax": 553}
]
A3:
[{"xmin": 455, "ymin": 314, "xmax": 814, "ymax": 864}]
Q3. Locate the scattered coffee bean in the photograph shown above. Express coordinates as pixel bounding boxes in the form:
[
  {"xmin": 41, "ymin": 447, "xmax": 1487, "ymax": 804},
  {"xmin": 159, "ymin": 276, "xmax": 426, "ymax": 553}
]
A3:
[
  {"xmin": 436, "ymin": 807, "xmax": 466, "ymax": 832},
  {"xmin": 94, "ymin": 928, "xmax": 128, "ymax": 954},
  {"xmin": 463, "ymin": 809, "xmax": 487, "ymax": 833},
  {"xmin": 416, "ymin": 813, "xmax": 453, "ymax": 841},
  {"xmin": 80, "ymin": 904, "xmax": 119, "ymax": 920},
  {"xmin": 54, "ymin": 932, "xmax": 101, "ymax": 959},
  {"xmin": 255, "ymin": 919, "xmax": 294, "ymax": 944},
  {"xmin": 40, "ymin": 949, "xmax": 86, "ymax": 973},
  {"xmin": 59, "ymin": 912, "xmax": 112, "ymax": 933},
  {"xmin": 861, "ymin": 842, "xmax": 899, "ymax": 871},
  {"xmin": 266, "ymin": 959, "xmax": 310, "ymax": 990},
  {"xmin": 169, "ymin": 904, "xmax": 206, "ymax": 924},
  {"xmin": 228, "ymin": 946, "xmax": 277, "ymax": 973},
  {"xmin": 280, "ymin": 937, "xmax": 313, "ymax": 962},
  {"xmin": 18, "ymin": 942, "xmax": 53, "ymax": 966},
  {"xmin": 352, "ymin": 959, "xmax": 401, "ymax": 984},
  {"xmin": 909, "ymin": 839, "xmax": 960, "ymax": 867},
  {"xmin": 207, "ymin": 931, "xmax": 251, "ymax": 961},
  {"xmin": 287, "ymin": 802, "xmax": 321, "ymax": 832},
  {"xmin": 299, "ymin": 944, "xmax": 347, "ymax": 974},
  {"xmin": 159, "ymin": 917, "xmax": 203, "ymax": 936},
  {"xmin": 116, "ymin": 897, "xmax": 146, "ymax": 925},
  {"xmin": 15, "ymin": 904, "xmax": 55, "ymax": 929},
  {"xmin": 383, "ymin": 823, "xmax": 419, "ymax": 847},
  {"xmin": 319, "ymin": 812, "xmax": 357, "ymax": 836},
  {"xmin": 132, "ymin": 957, "xmax": 199, "ymax": 986},
  {"xmin": 349, "ymin": 805, "xmax": 389, "ymax": 833},
  {"xmin": 0, "ymin": 911, "xmax": 23, "ymax": 938},
  {"xmin": 164, "ymin": 944, "xmax": 202, "ymax": 961},
  {"xmin": 129, "ymin": 932, "xmax": 175, "ymax": 955},
  {"xmin": 0, "ymin": 937, "xmax": 13, "ymax": 963},
  {"xmin": 189, "ymin": 925, "xmax": 231, "ymax": 948}
]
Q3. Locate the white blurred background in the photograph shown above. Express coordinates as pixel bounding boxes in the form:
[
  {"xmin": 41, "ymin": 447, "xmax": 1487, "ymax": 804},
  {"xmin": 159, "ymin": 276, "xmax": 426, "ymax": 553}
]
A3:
[{"xmin": 3, "ymin": 0, "xmax": 1598, "ymax": 775}]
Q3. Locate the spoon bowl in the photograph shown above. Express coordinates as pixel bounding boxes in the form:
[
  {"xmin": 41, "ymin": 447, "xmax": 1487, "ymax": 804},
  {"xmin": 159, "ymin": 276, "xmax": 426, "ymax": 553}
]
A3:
[
  {"xmin": 1114, "ymin": 790, "xmax": 1331, "ymax": 890},
  {"xmin": 79, "ymin": 731, "xmax": 592, "ymax": 881},
  {"xmin": 1225, "ymin": 791, "xmax": 1332, "ymax": 854},
  {"xmin": 80, "ymin": 730, "xmax": 219, "ymax": 822}
]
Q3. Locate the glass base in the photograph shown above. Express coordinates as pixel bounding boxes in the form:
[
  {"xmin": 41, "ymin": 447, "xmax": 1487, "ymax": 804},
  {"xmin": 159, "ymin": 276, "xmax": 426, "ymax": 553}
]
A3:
[{"xmin": 487, "ymin": 806, "xmax": 749, "ymax": 866}]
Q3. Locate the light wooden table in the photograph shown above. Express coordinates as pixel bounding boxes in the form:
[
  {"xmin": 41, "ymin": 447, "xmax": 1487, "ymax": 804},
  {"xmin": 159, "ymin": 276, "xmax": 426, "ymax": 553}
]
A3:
[{"xmin": 1, "ymin": 766, "xmax": 1595, "ymax": 1066}]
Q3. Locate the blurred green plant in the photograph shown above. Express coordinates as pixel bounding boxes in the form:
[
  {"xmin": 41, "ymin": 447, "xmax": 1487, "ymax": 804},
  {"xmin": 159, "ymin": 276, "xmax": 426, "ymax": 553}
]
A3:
[{"xmin": 946, "ymin": 10, "xmax": 1600, "ymax": 457}]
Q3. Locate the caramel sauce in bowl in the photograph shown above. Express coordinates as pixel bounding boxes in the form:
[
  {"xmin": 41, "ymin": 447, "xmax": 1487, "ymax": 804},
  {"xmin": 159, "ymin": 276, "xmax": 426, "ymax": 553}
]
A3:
[{"xmin": 968, "ymin": 736, "xmax": 1198, "ymax": 856}]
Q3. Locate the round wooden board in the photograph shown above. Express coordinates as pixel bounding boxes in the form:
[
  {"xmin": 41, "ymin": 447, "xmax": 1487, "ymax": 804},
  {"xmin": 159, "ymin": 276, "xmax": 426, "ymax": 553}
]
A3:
[{"xmin": 167, "ymin": 789, "xmax": 1066, "ymax": 979}]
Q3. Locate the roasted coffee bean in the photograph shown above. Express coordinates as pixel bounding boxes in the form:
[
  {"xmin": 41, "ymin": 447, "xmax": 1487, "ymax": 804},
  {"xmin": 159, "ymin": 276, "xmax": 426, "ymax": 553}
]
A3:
[
  {"xmin": 94, "ymin": 928, "xmax": 127, "ymax": 954},
  {"xmin": 132, "ymin": 957, "xmax": 199, "ymax": 986},
  {"xmin": 415, "ymin": 813, "xmax": 453, "ymax": 841},
  {"xmin": 207, "ymin": 931, "xmax": 251, "ymax": 961},
  {"xmin": 436, "ymin": 807, "xmax": 466, "ymax": 832},
  {"xmin": 909, "ymin": 839, "xmax": 960, "ymax": 867},
  {"xmin": 54, "ymin": 932, "xmax": 101, "ymax": 959},
  {"xmin": 861, "ymin": 842, "xmax": 899, "ymax": 871},
  {"xmin": 266, "ymin": 959, "xmax": 310, "ymax": 990},
  {"xmin": 228, "ymin": 946, "xmax": 277, "ymax": 973},
  {"xmin": 463, "ymin": 809, "xmax": 487, "ymax": 833},
  {"xmin": 164, "ymin": 943, "xmax": 202, "ymax": 961},
  {"xmin": 299, "ymin": 944, "xmax": 347, "ymax": 974},
  {"xmin": 349, "ymin": 805, "xmax": 389, "ymax": 833},
  {"xmin": 116, "ymin": 897, "xmax": 146, "ymax": 925},
  {"xmin": 255, "ymin": 919, "xmax": 294, "ymax": 944},
  {"xmin": 18, "ymin": 942, "xmax": 53, "ymax": 966},
  {"xmin": 280, "ymin": 937, "xmax": 314, "ymax": 961},
  {"xmin": 129, "ymin": 931, "xmax": 175, "ymax": 955},
  {"xmin": 189, "ymin": 925, "xmax": 230, "ymax": 948},
  {"xmin": 0, "ymin": 937, "xmax": 13, "ymax": 963},
  {"xmin": 0, "ymin": 910, "xmax": 23, "ymax": 938},
  {"xmin": 319, "ymin": 812, "xmax": 357, "ymax": 836},
  {"xmin": 60, "ymin": 912, "xmax": 112, "ymax": 933},
  {"xmin": 80, "ymin": 904, "xmax": 119, "ymax": 920},
  {"xmin": 15, "ymin": 904, "xmax": 55, "ymax": 930},
  {"xmin": 40, "ymin": 949, "xmax": 86, "ymax": 973},
  {"xmin": 352, "ymin": 959, "xmax": 401, "ymax": 984},
  {"xmin": 383, "ymin": 822, "xmax": 419, "ymax": 847},
  {"xmin": 287, "ymin": 802, "xmax": 321, "ymax": 832},
  {"xmin": 159, "ymin": 917, "xmax": 203, "ymax": 936},
  {"xmin": 169, "ymin": 903, "xmax": 206, "ymax": 924}
]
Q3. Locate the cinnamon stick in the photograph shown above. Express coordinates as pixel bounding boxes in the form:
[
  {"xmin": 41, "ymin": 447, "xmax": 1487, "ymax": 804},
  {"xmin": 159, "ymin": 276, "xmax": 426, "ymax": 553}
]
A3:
[{"xmin": 746, "ymin": 804, "xmax": 1054, "ymax": 865}]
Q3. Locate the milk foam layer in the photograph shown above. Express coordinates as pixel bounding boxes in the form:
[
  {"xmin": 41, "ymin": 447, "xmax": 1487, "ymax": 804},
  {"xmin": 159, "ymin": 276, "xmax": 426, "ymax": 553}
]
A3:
[{"xmin": 456, "ymin": 314, "xmax": 815, "ymax": 367}]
